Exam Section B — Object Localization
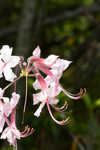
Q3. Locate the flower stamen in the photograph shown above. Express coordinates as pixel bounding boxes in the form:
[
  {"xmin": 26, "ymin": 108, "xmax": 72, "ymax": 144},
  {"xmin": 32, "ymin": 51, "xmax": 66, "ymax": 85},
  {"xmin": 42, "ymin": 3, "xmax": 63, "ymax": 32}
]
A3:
[
  {"xmin": 46, "ymin": 98, "xmax": 70, "ymax": 125},
  {"xmin": 52, "ymin": 101, "xmax": 68, "ymax": 112}
]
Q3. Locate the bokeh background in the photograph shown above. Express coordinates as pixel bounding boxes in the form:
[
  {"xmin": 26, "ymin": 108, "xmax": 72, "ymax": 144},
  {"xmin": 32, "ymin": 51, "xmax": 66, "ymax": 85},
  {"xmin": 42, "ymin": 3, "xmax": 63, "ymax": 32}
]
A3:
[{"xmin": 0, "ymin": 0, "xmax": 100, "ymax": 150}]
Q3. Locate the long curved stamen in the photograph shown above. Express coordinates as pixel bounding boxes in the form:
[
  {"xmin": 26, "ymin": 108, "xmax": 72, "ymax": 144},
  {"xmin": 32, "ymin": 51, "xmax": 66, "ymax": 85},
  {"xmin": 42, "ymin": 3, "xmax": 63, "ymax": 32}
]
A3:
[
  {"xmin": 46, "ymin": 99, "xmax": 70, "ymax": 125},
  {"xmin": 21, "ymin": 125, "xmax": 34, "ymax": 137},
  {"xmin": 52, "ymin": 101, "xmax": 68, "ymax": 112},
  {"xmin": 61, "ymin": 86, "xmax": 86, "ymax": 100},
  {"xmin": 21, "ymin": 125, "xmax": 29, "ymax": 134}
]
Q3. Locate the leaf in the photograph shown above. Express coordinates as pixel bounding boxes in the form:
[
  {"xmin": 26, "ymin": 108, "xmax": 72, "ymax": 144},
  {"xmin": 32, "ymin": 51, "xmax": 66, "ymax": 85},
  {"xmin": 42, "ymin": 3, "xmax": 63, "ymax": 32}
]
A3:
[
  {"xmin": 83, "ymin": 93, "xmax": 92, "ymax": 109},
  {"xmin": 93, "ymin": 98, "xmax": 100, "ymax": 108}
]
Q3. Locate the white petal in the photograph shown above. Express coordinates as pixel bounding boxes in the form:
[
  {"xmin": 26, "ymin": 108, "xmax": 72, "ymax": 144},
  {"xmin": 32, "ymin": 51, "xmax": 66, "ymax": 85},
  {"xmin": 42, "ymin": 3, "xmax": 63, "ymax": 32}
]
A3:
[
  {"xmin": 11, "ymin": 128, "xmax": 21, "ymax": 139},
  {"xmin": 48, "ymin": 97, "xmax": 59, "ymax": 105},
  {"xmin": 3, "ymin": 67, "xmax": 16, "ymax": 82},
  {"xmin": 0, "ymin": 127, "xmax": 9, "ymax": 139},
  {"xmin": 33, "ymin": 79, "xmax": 41, "ymax": 90},
  {"xmin": 0, "ymin": 60, "xmax": 5, "ymax": 77},
  {"xmin": 34, "ymin": 102, "xmax": 45, "ymax": 117},
  {"xmin": 33, "ymin": 91, "xmax": 47, "ymax": 105},
  {"xmin": 0, "ymin": 45, "xmax": 12, "ymax": 56},
  {"xmin": 7, "ymin": 56, "xmax": 20, "ymax": 68},
  {"xmin": 3, "ymin": 103, "xmax": 12, "ymax": 116},
  {"xmin": 44, "ymin": 55, "xmax": 58, "ymax": 66},
  {"xmin": 0, "ymin": 45, "xmax": 12, "ymax": 62},
  {"xmin": 10, "ymin": 92, "xmax": 20, "ymax": 108},
  {"xmin": 47, "ymin": 82, "xmax": 62, "ymax": 97},
  {"xmin": 0, "ymin": 88, "xmax": 4, "ymax": 98},
  {"xmin": 52, "ymin": 58, "xmax": 72, "ymax": 71},
  {"xmin": 32, "ymin": 46, "xmax": 41, "ymax": 57},
  {"xmin": 59, "ymin": 59, "xmax": 72, "ymax": 71},
  {"xmin": 3, "ymin": 97, "xmax": 9, "ymax": 104},
  {"xmin": 0, "ymin": 114, "xmax": 5, "ymax": 133},
  {"xmin": 33, "ymin": 93, "xmax": 40, "ymax": 105}
]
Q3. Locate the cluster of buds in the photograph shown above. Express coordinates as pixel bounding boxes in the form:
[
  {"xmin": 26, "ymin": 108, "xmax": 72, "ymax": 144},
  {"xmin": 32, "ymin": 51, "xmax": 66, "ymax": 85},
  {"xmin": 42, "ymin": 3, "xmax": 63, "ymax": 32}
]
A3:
[{"xmin": 0, "ymin": 45, "xmax": 86, "ymax": 146}]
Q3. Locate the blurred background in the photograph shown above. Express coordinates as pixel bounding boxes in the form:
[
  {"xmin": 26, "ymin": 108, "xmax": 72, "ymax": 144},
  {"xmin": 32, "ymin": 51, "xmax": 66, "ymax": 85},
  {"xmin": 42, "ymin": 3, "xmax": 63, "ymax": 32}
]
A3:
[{"xmin": 0, "ymin": 0, "xmax": 100, "ymax": 150}]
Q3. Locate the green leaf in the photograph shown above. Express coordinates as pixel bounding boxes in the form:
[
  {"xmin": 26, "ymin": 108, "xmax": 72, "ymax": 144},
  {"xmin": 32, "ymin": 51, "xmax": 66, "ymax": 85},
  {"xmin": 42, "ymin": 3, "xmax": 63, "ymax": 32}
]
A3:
[
  {"xmin": 93, "ymin": 98, "xmax": 100, "ymax": 108},
  {"xmin": 83, "ymin": 93, "xmax": 92, "ymax": 109}
]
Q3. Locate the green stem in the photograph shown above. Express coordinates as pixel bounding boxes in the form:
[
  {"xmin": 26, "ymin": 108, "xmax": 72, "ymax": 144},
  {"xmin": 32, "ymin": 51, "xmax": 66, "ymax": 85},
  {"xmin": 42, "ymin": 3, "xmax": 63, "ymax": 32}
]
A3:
[{"xmin": 13, "ymin": 141, "xmax": 17, "ymax": 150}]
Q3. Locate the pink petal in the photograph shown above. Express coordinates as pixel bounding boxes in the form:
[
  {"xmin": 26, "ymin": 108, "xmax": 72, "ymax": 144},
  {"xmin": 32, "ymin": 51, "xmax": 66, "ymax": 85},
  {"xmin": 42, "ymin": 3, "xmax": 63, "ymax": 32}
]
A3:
[
  {"xmin": 37, "ymin": 64, "xmax": 53, "ymax": 77},
  {"xmin": 37, "ymin": 75, "xmax": 47, "ymax": 90},
  {"xmin": 11, "ymin": 108, "xmax": 15, "ymax": 125},
  {"xmin": 10, "ymin": 92, "xmax": 20, "ymax": 108},
  {"xmin": 28, "ymin": 57, "xmax": 44, "ymax": 63},
  {"xmin": 44, "ymin": 55, "xmax": 58, "ymax": 66},
  {"xmin": 33, "ymin": 79, "xmax": 41, "ymax": 90},
  {"xmin": 52, "ymin": 58, "xmax": 72, "ymax": 71},
  {"xmin": 32, "ymin": 46, "xmax": 41, "ymax": 57}
]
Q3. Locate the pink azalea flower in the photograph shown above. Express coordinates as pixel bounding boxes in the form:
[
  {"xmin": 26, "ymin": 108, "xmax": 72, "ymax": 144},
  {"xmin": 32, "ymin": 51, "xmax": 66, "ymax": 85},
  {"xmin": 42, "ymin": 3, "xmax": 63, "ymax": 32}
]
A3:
[
  {"xmin": 33, "ymin": 56, "xmax": 86, "ymax": 125},
  {"xmin": 0, "ymin": 45, "xmax": 20, "ymax": 81},
  {"xmin": 0, "ymin": 92, "xmax": 20, "ymax": 133},
  {"xmin": 33, "ymin": 80, "xmax": 60, "ymax": 117},
  {"xmin": 33, "ymin": 79, "xmax": 70, "ymax": 125},
  {"xmin": 1, "ymin": 108, "xmax": 34, "ymax": 146},
  {"xmin": 28, "ymin": 46, "xmax": 58, "ymax": 90},
  {"xmin": 33, "ymin": 58, "xmax": 72, "ymax": 90},
  {"xmin": 33, "ymin": 57, "xmax": 85, "ymax": 100}
]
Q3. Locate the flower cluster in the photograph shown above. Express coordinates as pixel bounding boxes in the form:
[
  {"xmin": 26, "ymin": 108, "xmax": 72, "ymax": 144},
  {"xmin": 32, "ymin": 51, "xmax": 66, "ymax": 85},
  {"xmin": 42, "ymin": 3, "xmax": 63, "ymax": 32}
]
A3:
[{"xmin": 0, "ymin": 45, "xmax": 85, "ymax": 146}]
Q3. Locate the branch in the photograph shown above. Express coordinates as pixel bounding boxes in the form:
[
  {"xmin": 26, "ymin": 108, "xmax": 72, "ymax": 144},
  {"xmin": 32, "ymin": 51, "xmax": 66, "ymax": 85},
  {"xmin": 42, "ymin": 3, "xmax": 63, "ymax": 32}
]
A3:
[
  {"xmin": 0, "ymin": 26, "xmax": 17, "ymax": 39},
  {"xmin": 43, "ymin": 4, "xmax": 100, "ymax": 26},
  {"xmin": 0, "ymin": 4, "xmax": 100, "ymax": 38}
]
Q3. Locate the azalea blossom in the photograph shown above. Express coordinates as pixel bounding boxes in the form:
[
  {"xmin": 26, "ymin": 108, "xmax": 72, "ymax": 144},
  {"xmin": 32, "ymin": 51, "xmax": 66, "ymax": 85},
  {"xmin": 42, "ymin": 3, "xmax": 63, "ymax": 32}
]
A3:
[
  {"xmin": 1, "ymin": 108, "xmax": 34, "ymax": 146},
  {"xmin": 0, "ymin": 45, "xmax": 20, "ymax": 81},
  {"xmin": 0, "ymin": 44, "xmax": 86, "ymax": 145},
  {"xmin": 33, "ymin": 57, "xmax": 72, "ymax": 90},
  {"xmin": 33, "ymin": 56, "xmax": 85, "ymax": 99},
  {"xmin": 28, "ymin": 46, "xmax": 58, "ymax": 90},
  {"xmin": 32, "ymin": 51, "xmax": 86, "ymax": 125},
  {"xmin": 0, "ymin": 92, "xmax": 20, "ymax": 133},
  {"xmin": 33, "ymin": 75, "xmax": 86, "ymax": 125},
  {"xmin": 33, "ymin": 81, "xmax": 60, "ymax": 117},
  {"xmin": 33, "ymin": 78, "xmax": 71, "ymax": 125}
]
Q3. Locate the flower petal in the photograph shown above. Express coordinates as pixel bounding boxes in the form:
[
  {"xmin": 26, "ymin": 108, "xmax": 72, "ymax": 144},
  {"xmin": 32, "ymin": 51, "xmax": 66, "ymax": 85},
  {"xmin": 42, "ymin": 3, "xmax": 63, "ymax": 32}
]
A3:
[
  {"xmin": 33, "ymin": 91, "xmax": 47, "ymax": 105},
  {"xmin": 7, "ymin": 56, "xmax": 20, "ymax": 68},
  {"xmin": 32, "ymin": 46, "xmax": 41, "ymax": 57},
  {"xmin": 34, "ymin": 102, "xmax": 45, "ymax": 117},
  {"xmin": 44, "ymin": 55, "xmax": 58, "ymax": 66},
  {"xmin": 37, "ymin": 75, "xmax": 47, "ymax": 90},
  {"xmin": 3, "ymin": 67, "xmax": 16, "ymax": 82},
  {"xmin": 0, "ymin": 114, "xmax": 5, "ymax": 133},
  {"xmin": 52, "ymin": 58, "xmax": 72, "ymax": 71},
  {"xmin": 33, "ymin": 79, "xmax": 41, "ymax": 90},
  {"xmin": 10, "ymin": 92, "xmax": 20, "ymax": 108},
  {"xmin": 0, "ymin": 45, "xmax": 12, "ymax": 57}
]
